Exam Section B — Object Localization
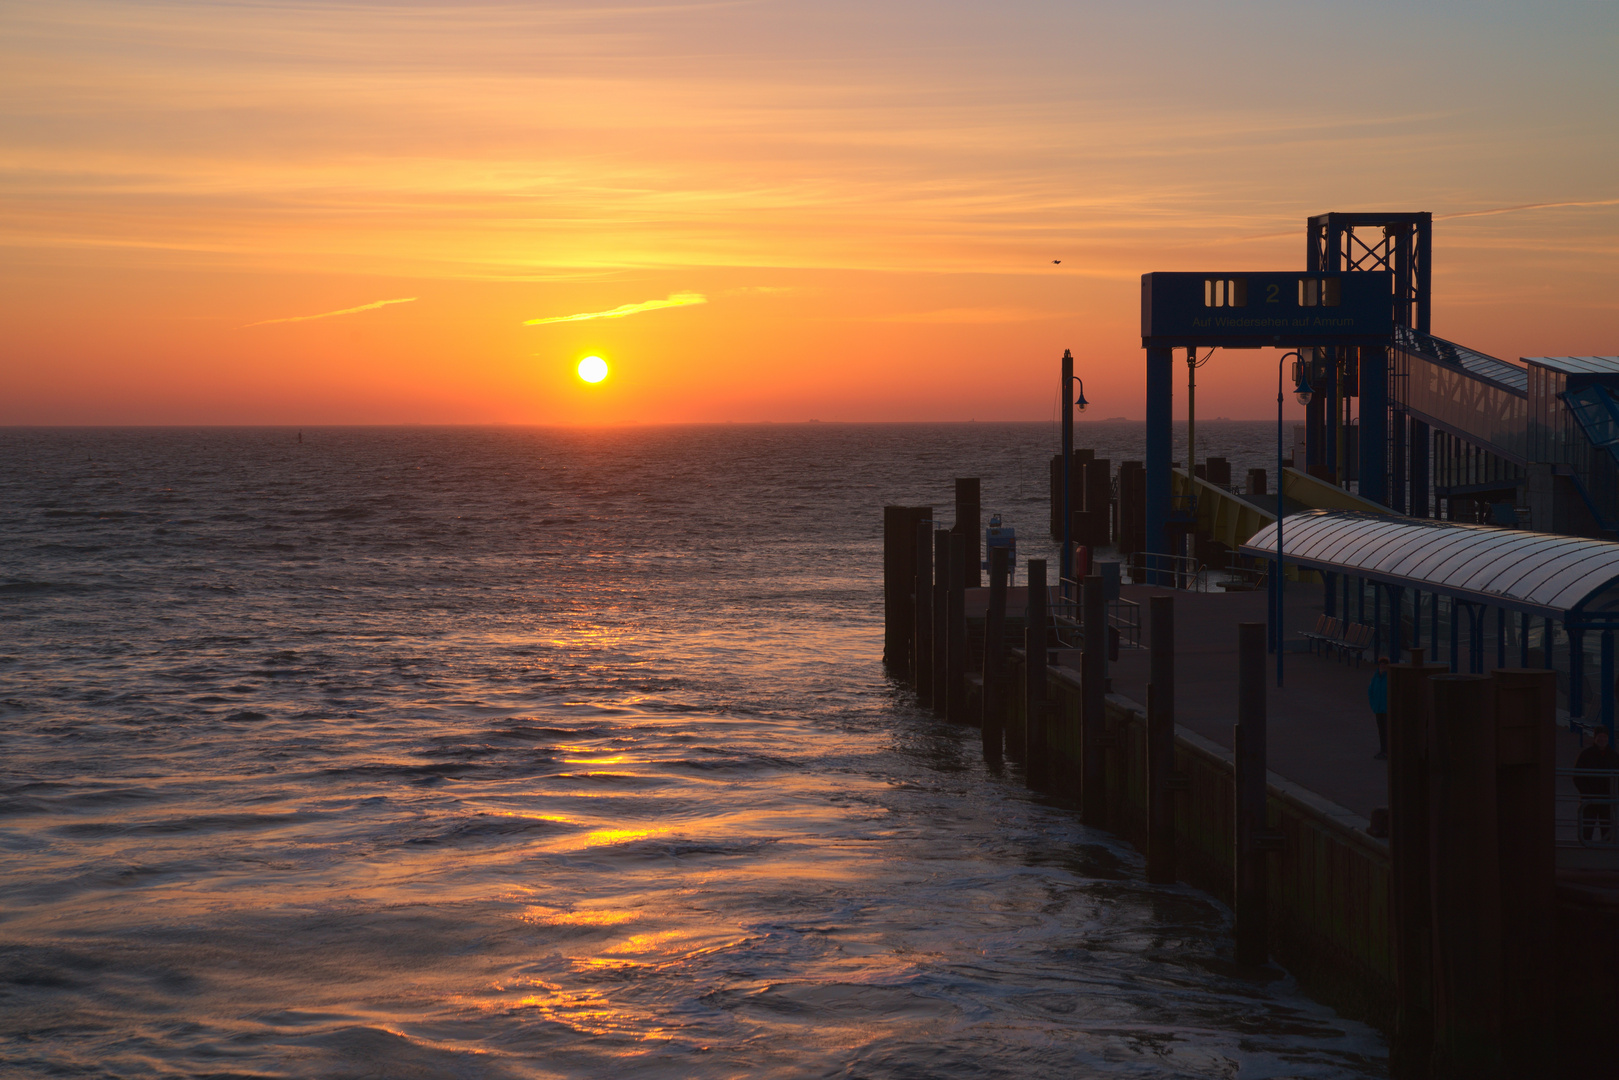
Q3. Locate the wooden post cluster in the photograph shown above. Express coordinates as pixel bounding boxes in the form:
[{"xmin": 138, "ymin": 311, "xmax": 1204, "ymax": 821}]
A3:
[{"xmin": 1387, "ymin": 662, "xmax": 1558, "ymax": 1080}]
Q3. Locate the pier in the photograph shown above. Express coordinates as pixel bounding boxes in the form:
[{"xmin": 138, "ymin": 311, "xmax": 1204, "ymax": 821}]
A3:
[{"xmin": 881, "ymin": 210, "xmax": 1619, "ymax": 1079}]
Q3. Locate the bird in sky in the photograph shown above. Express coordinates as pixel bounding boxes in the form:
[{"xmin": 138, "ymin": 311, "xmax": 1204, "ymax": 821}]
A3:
[{"xmin": 1052, "ymin": 260, "xmax": 1061, "ymax": 264}]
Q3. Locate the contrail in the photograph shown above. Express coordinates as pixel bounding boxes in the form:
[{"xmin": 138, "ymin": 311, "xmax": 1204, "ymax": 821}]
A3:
[
  {"xmin": 244, "ymin": 297, "xmax": 417, "ymax": 328},
  {"xmin": 524, "ymin": 292, "xmax": 706, "ymax": 325},
  {"xmin": 1238, "ymin": 199, "xmax": 1619, "ymax": 241},
  {"xmin": 1436, "ymin": 199, "xmax": 1619, "ymax": 220}
]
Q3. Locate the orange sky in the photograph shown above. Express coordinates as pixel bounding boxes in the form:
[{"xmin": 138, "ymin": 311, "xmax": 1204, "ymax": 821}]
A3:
[{"xmin": 3, "ymin": 1, "xmax": 1616, "ymax": 424}]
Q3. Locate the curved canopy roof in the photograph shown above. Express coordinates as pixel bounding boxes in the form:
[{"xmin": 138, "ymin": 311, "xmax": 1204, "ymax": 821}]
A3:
[{"xmin": 1239, "ymin": 510, "xmax": 1619, "ymax": 627}]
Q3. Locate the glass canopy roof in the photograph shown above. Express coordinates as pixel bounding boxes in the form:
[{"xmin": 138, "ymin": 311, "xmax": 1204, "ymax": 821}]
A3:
[
  {"xmin": 1239, "ymin": 510, "xmax": 1619, "ymax": 628},
  {"xmin": 1395, "ymin": 326, "xmax": 1528, "ymax": 394}
]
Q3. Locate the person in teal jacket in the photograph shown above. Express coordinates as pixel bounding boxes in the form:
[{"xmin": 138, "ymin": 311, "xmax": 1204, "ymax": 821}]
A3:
[{"xmin": 1368, "ymin": 657, "xmax": 1390, "ymax": 760}]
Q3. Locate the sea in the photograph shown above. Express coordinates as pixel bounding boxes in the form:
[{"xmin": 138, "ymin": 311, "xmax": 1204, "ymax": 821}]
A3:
[{"xmin": 0, "ymin": 423, "xmax": 1385, "ymax": 1079}]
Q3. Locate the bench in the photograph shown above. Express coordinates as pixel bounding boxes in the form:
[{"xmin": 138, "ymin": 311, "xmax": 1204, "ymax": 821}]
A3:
[
  {"xmin": 1300, "ymin": 614, "xmax": 1343, "ymax": 655},
  {"xmin": 1299, "ymin": 617, "xmax": 1375, "ymax": 665},
  {"xmin": 1332, "ymin": 622, "xmax": 1376, "ymax": 666}
]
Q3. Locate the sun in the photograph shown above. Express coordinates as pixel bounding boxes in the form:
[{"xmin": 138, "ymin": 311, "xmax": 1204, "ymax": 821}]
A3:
[{"xmin": 577, "ymin": 356, "xmax": 608, "ymax": 384}]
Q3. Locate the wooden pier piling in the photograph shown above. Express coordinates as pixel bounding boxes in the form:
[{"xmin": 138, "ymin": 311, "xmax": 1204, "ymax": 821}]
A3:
[
  {"xmin": 1081, "ymin": 574, "xmax": 1107, "ymax": 824},
  {"xmin": 1388, "ymin": 648, "xmax": 1445, "ymax": 1076},
  {"xmin": 982, "ymin": 545, "xmax": 1009, "ymax": 756},
  {"xmin": 1492, "ymin": 668, "xmax": 1556, "ymax": 1077},
  {"xmin": 1146, "ymin": 594, "xmax": 1176, "ymax": 884},
  {"xmin": 912, "ymin": 517, "xmax": 934, "ymax": 708},
  {"xmin": 1025, "ymin": 559, "xmax": 1049, "ymax": 782},
  {"xmin": 1233, "ymin": 622, "xmax": 1269, "ymax": 967},
  {"xmin": 955, "ymin": 478, "xmax": 981, "ymax": 589},
  {"xmin": 881, "ymin": 507, "xmax": 915, "ymax": 675},
  {"xmin": 932, "ymin": 529, "xmax": 949, "ymax": 717},
  {"xmin": 946, "ymin": 530, "xmax": 968, "ymax": 723},
  {"xmin": 1427, "ymin": 674, "xmax": 1504, "ymax": 1080}
]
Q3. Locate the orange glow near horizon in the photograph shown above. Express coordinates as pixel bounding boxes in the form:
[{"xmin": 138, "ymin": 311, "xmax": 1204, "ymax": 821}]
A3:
[{"xmin": 2, "ymin": 2, "xmax": 1615, "ymax": 425}]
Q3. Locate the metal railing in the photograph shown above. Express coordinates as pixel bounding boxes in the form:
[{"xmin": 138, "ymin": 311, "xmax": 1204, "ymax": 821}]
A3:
[
  {"xmin": 1047, "ymin": 583, "xmax": 1140, "ymax": 653},
  {"xmin": 1556, "ymin": 768, "xmax": 1619, "ymax": 849},
  {"xmin": 1109, "ymin": 597, "xmax": 1141, "ymax": 649},
  {"xmin": 1127, "ymin": 553, "xmax": 1208, "ymax": 591}
]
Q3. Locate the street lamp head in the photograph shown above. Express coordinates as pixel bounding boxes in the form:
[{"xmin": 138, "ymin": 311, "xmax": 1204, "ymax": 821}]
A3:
[
  {"xmin": 1075, "ymin": 377, "xmax": 1089, "ymax": 412},
  {"xmin": 1293, "ymin": 370, "xmax": 1314, "ymax": 407}
]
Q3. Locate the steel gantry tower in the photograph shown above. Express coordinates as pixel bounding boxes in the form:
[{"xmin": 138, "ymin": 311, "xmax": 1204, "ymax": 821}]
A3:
[{"xmin": 1303, "ymin": 212, "xmax": 1433, "ymax": 511}]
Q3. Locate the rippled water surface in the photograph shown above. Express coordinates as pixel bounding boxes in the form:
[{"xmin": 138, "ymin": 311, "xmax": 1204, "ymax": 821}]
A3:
[{"xmin": 0, "ymin": 424, "xmax": 1384, "ymax": 1078}]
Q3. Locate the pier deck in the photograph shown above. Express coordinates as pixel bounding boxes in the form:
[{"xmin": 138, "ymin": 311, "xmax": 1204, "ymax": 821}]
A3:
[{"xmin": 1098, "ymin": 583, "xmax": 1588, "ymax": 819}]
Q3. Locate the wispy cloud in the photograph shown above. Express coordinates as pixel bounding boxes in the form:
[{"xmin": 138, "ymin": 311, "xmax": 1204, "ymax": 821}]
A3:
[
  {"xmin": 523, "ymin": 292, "xmax": 706, "ymax": 325},
  {"xmin": 244, "ymin": 297, "xmax": 417, "ymax": 328}
]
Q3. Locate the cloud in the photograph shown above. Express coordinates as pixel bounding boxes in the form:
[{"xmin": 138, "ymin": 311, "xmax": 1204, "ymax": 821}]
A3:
[
  {"xmin": 244, "ymin": 297, "xmax": 417, "ymax": 327},
  {"xmin": 523, "ymin": 292, "xmax": 706, "ymax": 325}
]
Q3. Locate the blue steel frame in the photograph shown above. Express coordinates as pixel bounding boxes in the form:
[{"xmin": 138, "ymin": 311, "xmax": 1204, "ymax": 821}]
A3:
[{"xmin": 1140, "ymin": 270, "xmax": 1392, "ymax": 595}]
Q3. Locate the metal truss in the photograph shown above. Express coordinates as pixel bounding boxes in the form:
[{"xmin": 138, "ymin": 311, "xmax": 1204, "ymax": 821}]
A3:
[{"xmin": 1305, "ymin": 212, "xmax": 1434, "ymax": 511}]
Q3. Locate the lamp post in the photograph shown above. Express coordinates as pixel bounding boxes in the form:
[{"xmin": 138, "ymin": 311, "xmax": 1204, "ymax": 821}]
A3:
[
  {"xmin": 1276, "ymin": 350, "xmax": 1313, "ymax": 688},
  {"xmin": 1059, "ymin": 352, "xmax": 1089, "ymax": 601},
  {"xmin": 1061, "ymin": 350, "xmax": 1074, "ymax": 594}
]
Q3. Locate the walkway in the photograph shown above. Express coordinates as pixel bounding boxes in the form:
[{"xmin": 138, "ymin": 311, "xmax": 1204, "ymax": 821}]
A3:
[{"xmin": 1098, "ymin": 583, "xmax": 1587, "ymax": 819}]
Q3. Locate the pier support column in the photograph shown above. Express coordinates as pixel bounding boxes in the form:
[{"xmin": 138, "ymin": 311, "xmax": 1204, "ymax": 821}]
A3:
[
  {"xmin": 1360, "ymin": 346, "xmax": 1389, "ymax": 506},
  {"xmin": 1390, "ymin": 586, "xmax": 1404, "ymax": 661},
  {"xmin": 1411, "ymin": 420, "xmax": 1431, "ymax": 518},
  {"xmin": 946, "ymin": 531, "xmax": 968, "ymax": 723},
  {"xmin": 1146, "ymin": 595, "xmax": 1176, "ymax": 884},
  {"xmin": 981, "ymin": 545, "xmax": 1009, "ymax": 758},
  {"xmin": 1145, "ymin": 346, "xmax": 1173, "ymax": 585},
  {"xmin": 1492, "ymin": 668, "xmax": 1556, "ymax": 1078},
  {"xmin": 1569, "ymin": 628, "xmax": 1586, "ymax": 720},
  {"xmin": 1233, "ymin": 622, "xmax": 1269, "ymax": 967},
  {"xmin": 1428, "ymin": 674, "xmax": 1504, "ymax": 1079},
  {"xmin": 913, "ymin": 518, "xmax": 934, "ymax": 707},
  {"xmin": 1025, "ymin": 559, "xmax": 1049, "ymax": 784},
  {"xmin": 1081, "ymin": 574, "xmax": 1107, "ymax": 826},
  {"xmin": 1602, "ymin": 629, "xmax": 1615, "ymax": 738}
]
